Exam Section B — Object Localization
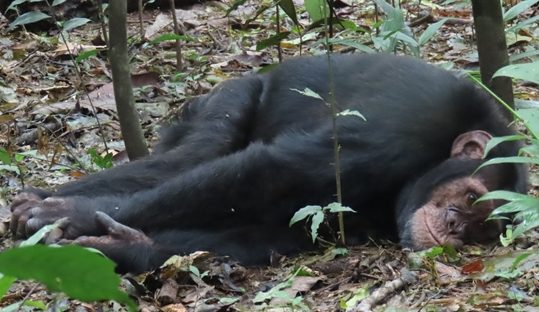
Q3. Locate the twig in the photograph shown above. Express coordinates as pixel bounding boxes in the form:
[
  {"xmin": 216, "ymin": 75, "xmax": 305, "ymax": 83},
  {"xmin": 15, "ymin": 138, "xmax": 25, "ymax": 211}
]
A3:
[
  {"xmin": 138, "ymin": 0, "xmax": 144, "ymax": 40},
  {"xmin": 169, "ymin": 0, "xmax": 182, "ymax": 71},
  {"xmin": 45, "ymin": 0, "xmax": 110, "ymax": 152},
  {"xmin": 15, "ymin": 284, "xmax": 39, "ymax": 312},
  {"xmin": 350, "ymin": 268, "xmax": 417, "ymax": 312},
  {"xmin": 409, "ymin": 13, "xmax": 471, "ymax": 27},
  {"xmin": 275, "ymin": 4, "xmax": 282, "ymax": 63}
]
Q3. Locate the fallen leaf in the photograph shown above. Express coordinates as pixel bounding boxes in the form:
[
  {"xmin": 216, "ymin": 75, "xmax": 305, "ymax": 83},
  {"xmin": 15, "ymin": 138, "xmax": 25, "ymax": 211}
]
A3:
[{"xmin": 461, "ymin": 259, "xmax": 485, "ymax": 274}]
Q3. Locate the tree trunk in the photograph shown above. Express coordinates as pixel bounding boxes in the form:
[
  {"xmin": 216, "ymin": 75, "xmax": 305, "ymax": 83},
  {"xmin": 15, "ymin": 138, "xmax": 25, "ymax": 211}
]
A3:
[
  {"xmin": 108, "ymin": 0, "xmax": 149, "ymax": 160},
  {"xmin": 471, "ymin": 0, "xmax": 514, "ymax": 118}
]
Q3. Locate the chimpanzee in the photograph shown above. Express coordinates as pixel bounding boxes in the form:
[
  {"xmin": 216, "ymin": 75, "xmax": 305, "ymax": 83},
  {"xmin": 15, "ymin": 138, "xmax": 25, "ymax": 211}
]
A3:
[{"xmin": 10, "ymin": 54, "xmax": 527, "ymax": 273}]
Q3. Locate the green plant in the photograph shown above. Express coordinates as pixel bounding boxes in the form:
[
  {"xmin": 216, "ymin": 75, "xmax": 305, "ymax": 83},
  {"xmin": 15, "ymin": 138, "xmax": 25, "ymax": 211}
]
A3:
[
  {"xmin": 0, "ymin": 245, "xmax": 136, "ymax": 311},
  {"xmin": 0, "ymin": 224, "xmax": 137, "ymax": 311},
  {"xmin": 189, "ymin": 265, "xmax": 209, "ymax": 280},
  {"xmin": 474, "ymin": 61, "xmax": 539, "ymax": 245},
  {"xmin": 371, "ymin": 0, "xmax": 447, "ymax": 56},
  {"xmin": 7, "ymin": 0, "xmax": 90, "ymax": 31},
  {"xmin": 290, "ymin": 202, "xmax": 355, "ymax": 243},
  {"xmin": 253, "ymin": 268, "xmax": 311, "ymax": 311},
  {"xmin": 87, "ymin": 147, "xmax": 113, "ymax": 169},
  {"xmin": 288, "ymin": 87, "xmax": 361, "ymax": 244},
  {"xmin": 0, "ymin": 148, "xmax": 25, "ymax": 175}
]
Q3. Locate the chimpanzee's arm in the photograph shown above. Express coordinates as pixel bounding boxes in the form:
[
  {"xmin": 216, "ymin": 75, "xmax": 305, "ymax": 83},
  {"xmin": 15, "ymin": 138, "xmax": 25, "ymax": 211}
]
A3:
[
  {"xmin": 13, "ymin": 126, "xmax": 339, "ymax": 238},
  {"xmin": 112, "ymin": 130, "xmax": 337, "ymax": 232}
]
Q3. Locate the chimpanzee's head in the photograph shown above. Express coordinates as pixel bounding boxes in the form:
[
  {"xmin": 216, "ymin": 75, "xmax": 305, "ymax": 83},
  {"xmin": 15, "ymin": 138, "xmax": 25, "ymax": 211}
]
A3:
[{"xmin": 397, "ymin": 130, "xmax": 523, "ymax": 250}]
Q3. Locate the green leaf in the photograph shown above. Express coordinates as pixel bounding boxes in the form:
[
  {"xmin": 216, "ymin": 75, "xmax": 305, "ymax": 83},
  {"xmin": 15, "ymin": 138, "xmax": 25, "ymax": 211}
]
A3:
[
  {"xmin": 10, "ymin": 11, "xmax": 51, "ymax": 27},
  {"xmin": 393, "ymin": 31, "xmax": 418, "ymax": 47},
  {"xmin": 507, "ymin": 15, "xmax": 539, "ymax": 33},
  {"xmin": 490, "ymin": 198, "xmax": 539, "ymax": 215},
  {"xmin": 7, "ymin": 0, "xmax": 29, "ymax": 11},
  {"xmin": 14, "ymin": 153, "xmax": 26, "ymax": 162},
  {"xmin": 1, "ymin": 299, "xmax": 48, "ymax": 312},
  {"xmin": 511, "ymin": 252, "xmax": 532, "ymax": 271},
  {"xmin": 189, "ymin": 265, "xmax": 200, "ymax": 276},
  {"xmin": 503, "ymin": 0, "xmax": 539, "ymax": 21},
  {"xmin": 374, "ymin": 0, "xmax": 397, "ymax": 15},
  {"xmin": 478, "ymin": 156, "xmax": 539, "ymax": 170},
  {"xmin": 418, "ymin": 18, "xmax": 447, "ymax": 46},
  {"xmin": 76, "ymin": 49, "xmax": 99, "ymax": 62},
  {"xmin": 277, "ymin": 0, "xmax": 298, "ymax": 25},
  {"xmin": 17, "ymin": 149, "xmax": 38, "ymax": 157},
  {"xmin": 494, "ymin": 62, "xmax": 539, "ymax": 85},
  {"xmin": 0, "ymin": 147, "xmax": 12, "ymax": 165},
  {"xmin": 342, "ymin": 287, "xmax": 368, "ymax": 309},
  {"xmin": 62, "ymin": 17, "xmax": 91, "ymax": 32},
  {"xmin": 495, "ymin": 268, "xmax": 522, "ymax": 279},
  {"xmin": 0, "ymin": 275, "xmax": 16, "ymax": 298},
  {"xmin": 330, "ymin": 247, "xmax": 348, "ymax": 257},
  {"xmin": 338, "ymin": 19, "xmax": 361, "ymax": 31},
  {"xmin": 87, "ymin": 148, "xmax": 113, "ymax": 169},
  {"xmin": 290, "ymin": 87, "xmax": 324, "ymax": 101},
  {"xmin": 219, "ymin": 297, "xmax": 240, "ymax": 305},
  {"xmin": 423, "ymin": 246, "xmax": 445, "ymax": 258},
  {"xmin": 24, "ymin": 300, "xmax": 47, "ymax": 310},
  {"xmin": 483, "ymin": 135, "xmax": 525, "ymax": 157},
  {"xmin": 305, "ymin": 0, "xmax": 329, "ymax": 22},
  {"xmin": 253, "ymin": 279, "xmax": 293, "ymax": 303},
  {"xmin": 150, "ymin": 33, "xmax": 192, "ymax": 44},
  {"xmin": 336, "ymin": 109, "xmax": 366, "ymax": 121},
  {"xmin": 310, "ymin": 211, "xmax": 324, "ymax": 243},
  {"xmin": 375, "ymin": 0, "xmax": 406, "ymax": 32},
  {"xmin": 500, "ymin": 226, "xmax": 514, "ymax": 246},
  {"xmin": 372, "ymin": 0, "xmax": 414, "ymax": 53},
  {"xmin": 512, "ymin": 216, "xmax": 539, "ymax": 238},
  {"xmin": 518, "ymin": 108, "xmax": 539, "ymax": 139},
  {"xmin": 52, "ymin": 0, "xmax": 67, "ymax": 6},
  {"xmin": 324, "ymin": 202, "xmax": 356, "ymax": 213},
  {"xmin": 479, "ymin": 190, "xmax": 530, "ymax": 202},
  {"xmin": 0, "ymin": 245, "xmax": 136, "ymax": 311},
  {"xmin": 20, "ymin": 221, "xmax": 63, "ymax": 247},
  {"xmin": 0, "ymin": 164, "xmax": 20, "ymax": 174},
  {"xmin": 510, "ymin": 49, "xmax": 539, "ymax": 62},
  {"xmin": 290, "ymin": 205, "xmax": 322, "ymax": 226},
  {"xmin": 520, "ymin": 141, "xmax": 539, "ymax": 157},
  {"xmin": 256, "ymin": 32, "xmax": 290, "ymax": 51}
]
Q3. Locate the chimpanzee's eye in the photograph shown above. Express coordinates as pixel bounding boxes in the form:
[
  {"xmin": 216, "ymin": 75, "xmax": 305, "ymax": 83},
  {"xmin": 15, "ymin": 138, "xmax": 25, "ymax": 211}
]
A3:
[{"xmin": 466, "ymin": 192, "xmax": 478, "ymax": 205}]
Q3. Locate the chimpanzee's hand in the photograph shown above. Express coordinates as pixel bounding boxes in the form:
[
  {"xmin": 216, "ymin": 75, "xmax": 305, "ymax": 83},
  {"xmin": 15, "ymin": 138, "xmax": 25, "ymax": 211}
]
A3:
[
  {"xmin": 63, "ymin": 212, "xmax": 154, "ymax": 273},
  {"xmin": 9, "ymin": 189, "xmax": 48, "ymax": 237},
  {"xmin": 10, "ymin": 195, "xmax": 102, "ymax": 239},
  {"xmin": 9, "ymin": 187, "xmax": 51, "ymax": 213}
]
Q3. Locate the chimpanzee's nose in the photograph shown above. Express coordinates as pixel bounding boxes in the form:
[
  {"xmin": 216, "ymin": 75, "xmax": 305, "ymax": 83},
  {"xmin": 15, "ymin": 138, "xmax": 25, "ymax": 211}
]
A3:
[{"xmin": 446, "ymin": 207, "xmax": 465, "ymax": 235}]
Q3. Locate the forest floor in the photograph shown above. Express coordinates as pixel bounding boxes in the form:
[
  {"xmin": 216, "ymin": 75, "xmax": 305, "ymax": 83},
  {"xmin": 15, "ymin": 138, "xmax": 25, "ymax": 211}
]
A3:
[{"xmin": 1, "ymin": 0, "xmax": 539, "ymax": 311}]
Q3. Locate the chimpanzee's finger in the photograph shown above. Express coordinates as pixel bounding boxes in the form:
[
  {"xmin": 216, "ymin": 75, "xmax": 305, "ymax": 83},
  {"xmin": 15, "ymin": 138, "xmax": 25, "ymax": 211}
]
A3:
[
  {"xmin": 95, "ymin": 211, "xmax": 138, "ymax": 238},
  {"xmin": 44, "ymin": 217, "xmax": 70, "ymax": 244}
]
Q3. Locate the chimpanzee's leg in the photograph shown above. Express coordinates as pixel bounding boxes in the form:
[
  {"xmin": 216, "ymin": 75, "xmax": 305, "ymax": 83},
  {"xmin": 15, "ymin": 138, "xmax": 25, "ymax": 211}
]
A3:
[
  {"xmin": 57, "ymin": 75, "xmax": 264, "ymax": 197},
  {"xmin": 67, "ymin": 212, "xmax": 312, "ymax": 273}
]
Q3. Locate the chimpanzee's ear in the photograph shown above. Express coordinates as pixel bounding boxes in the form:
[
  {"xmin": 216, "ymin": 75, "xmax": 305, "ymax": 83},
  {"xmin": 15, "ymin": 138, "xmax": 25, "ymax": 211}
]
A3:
[{"xmin": 450, "ymin": 130, "xmax": 493, "ymax": 159}]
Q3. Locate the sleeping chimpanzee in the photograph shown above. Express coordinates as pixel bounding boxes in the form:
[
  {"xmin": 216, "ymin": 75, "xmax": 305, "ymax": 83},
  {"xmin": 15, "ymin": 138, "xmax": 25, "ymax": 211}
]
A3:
[{"xmin": 10, "ymin": 54, "xmax": 527, "ymax": 273}]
